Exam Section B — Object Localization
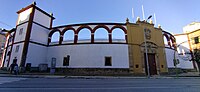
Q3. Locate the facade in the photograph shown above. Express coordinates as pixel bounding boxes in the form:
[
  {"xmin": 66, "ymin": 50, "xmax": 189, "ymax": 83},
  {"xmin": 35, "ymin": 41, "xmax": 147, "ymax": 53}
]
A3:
[
  {"xmin": 174, "ymin": 34, "xmax": 194, "ymax": 69},
  {"xmin": 0, "ymin": 32, "xmax": 6, "ymax": 66},
  {"xmin": 1, "ymin": 3, "xmax": 177, "ymax": 75},
  {"xmin": 174, "ymin": 22, "xmax": 200, "ymax": 70}
]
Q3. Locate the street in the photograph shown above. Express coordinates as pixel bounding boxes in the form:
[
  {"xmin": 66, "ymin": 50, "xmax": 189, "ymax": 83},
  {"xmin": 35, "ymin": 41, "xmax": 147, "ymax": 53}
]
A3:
[{"xmin": 0, "ymin": 77, "xmax": 200, "ymax": 92}]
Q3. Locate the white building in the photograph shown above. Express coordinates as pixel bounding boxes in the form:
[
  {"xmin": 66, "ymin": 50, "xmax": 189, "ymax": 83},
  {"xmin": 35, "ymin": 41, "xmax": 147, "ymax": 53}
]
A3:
[{"xmin": 0, "ymin": 3, "xmax": 194, "ymax": 75}]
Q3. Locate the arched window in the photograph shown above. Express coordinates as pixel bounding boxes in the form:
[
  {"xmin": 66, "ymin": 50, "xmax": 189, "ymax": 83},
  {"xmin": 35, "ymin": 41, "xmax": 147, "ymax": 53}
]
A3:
[
  {"xmin": 112, "ymin": 28, "xmax": 126, "ymax": 42},
  {"xmin": 163, "ymin": 35, "xmax": 170, "ymax": 47},
  {"xmin": 77, "ymin": 28, "xmax": 91, "ymax": 43},
  {"xmin": 94, "ymin": 28, "xmax": 109, "ymax": 42},
  {"xmin": 63, "ymin": 30, "xmax": 74, "ymax": 43},
  {"xmin": 170, "ymin": 37, "xmax": 174, "ymax": 48},
  {"xmin": 51, "ymin": 32, "xmax": 60, "ymax": 43}
]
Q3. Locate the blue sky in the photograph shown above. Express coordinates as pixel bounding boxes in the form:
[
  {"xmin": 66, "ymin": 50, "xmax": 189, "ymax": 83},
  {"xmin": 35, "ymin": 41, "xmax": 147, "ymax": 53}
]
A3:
[{"xmin": 0, "ymin": 0, "xmax": 200, "ymax": 34}]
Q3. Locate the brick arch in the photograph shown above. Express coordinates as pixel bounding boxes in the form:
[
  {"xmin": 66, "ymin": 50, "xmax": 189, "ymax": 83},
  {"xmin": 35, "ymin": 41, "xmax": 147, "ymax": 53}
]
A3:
[
  {"xmin": 48, "ymin": 29, "xmax": 61, "ymax": 45},
  {"xmin": 76, "ymin": 25, "xmax": 93, "ymax": 43},
  {"xmin": 110, "ymin": 25, "xmax": 127, "ymax": 43},
  {"xmin": 163, "ymin": 33, "xmax": 170, "ymax": 46},
  {"xmin": 92, "ymin": 25, "xmax": 110, "ymax": 43},
  {"xmin": 61, "ymin": 26, "xmax": 76, "ymax": 43},
  {"xmin": 93, "ymin": 25, "xmax": 110, "ymax": 33},
  {"xmin": 110, "ymin": 25, "xmax": 127, "ymax": 34},
  {"xmin": 49, "ymin": 29, "xmax": 61, "ymax": 37},
  {"xmin": 170, "ymin": 36, "xmax": 176, "ymax": 48},
  {"xmin": 62, "ymin": 26, "xmax": 76, "ymax": 35},
  {"xmin": 76, "ymin": 25, "xmax": 93, "ymax": 34}
]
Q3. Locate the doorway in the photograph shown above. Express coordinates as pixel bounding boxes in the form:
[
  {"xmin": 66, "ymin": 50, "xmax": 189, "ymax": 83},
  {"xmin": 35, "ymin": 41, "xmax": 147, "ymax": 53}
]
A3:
[{"xmin": 144, "ymin": 53, "xmax": 157, "ymax": 75}]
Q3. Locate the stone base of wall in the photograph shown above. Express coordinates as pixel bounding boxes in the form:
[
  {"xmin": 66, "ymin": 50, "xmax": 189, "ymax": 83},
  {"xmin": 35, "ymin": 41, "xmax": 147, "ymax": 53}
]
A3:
[
  {"xmin": 168, "ymin": 68, "xmax": 183, "ymax": 75},
  {"xmin": 159, "ymin": 72, "xmax": 169, "ymax": 75},
  {"xmin": 56, "ymin": 68, "xmax": 131, "ymax": 76}
]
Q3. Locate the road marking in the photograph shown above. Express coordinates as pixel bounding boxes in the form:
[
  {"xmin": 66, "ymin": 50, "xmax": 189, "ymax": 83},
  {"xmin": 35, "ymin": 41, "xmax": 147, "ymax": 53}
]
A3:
[
  {"xmin": 0, "ymin": 77, "xmax": 27, "ymax": 85},
  {"xmin": 0, "ymin": 86, "xmax": 199, "ymax": 90}
]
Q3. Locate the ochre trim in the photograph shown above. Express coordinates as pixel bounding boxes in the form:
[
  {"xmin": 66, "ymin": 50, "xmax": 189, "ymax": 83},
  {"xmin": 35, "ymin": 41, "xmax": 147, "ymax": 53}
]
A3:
[
  {"xmin": 187, "ymin": 34, "xmax": 197, "ymax": 70},
  {"xmin": 7, "ymin": 31, "xmax": 16, "ymax": 67},
  {"xmin": 16, "ymin": 19, "xmax": 51, "ymax": 30},
  {"xmin": 76, "ymin": 25, "xmax": 93, "ymax": 34},
  {"xmin": 48, "ymin": 42, "xmax": 127, "ymax": 47},
  {"xmin": 109, "ymin": 34, "xmax": 112, "ymax": 43},
  {"xmin": 93, "ymin": 25, "xmax": 110, "ymax": 33},
  {"xmin": 33, "ymin": 21, "xmax": 50, "ymax": 30},
  {"xmin": 17, "ymin": 4, "xmax": 34, "ymax": 14},
  {"xmin": 110, "ymin": 25, "xmax": 127, "ymax": 34},
  {"xmin": 17, "ymin": 4, "xmax": 55, "ymax": 19},
  {"xmin": 61, "ymin": 27, "xmax": 76, "ymax": 35},
  {"xmin": 2, "ymin": 35, "xmax": 10, "ymax": 67},
  {"xmin": 20, "ymin": 6, "xmax": 35, "ymax": 67},
  {"xmin": 16, "ymin": 21, "xmax": 29, "ymax": 27},
  {"xmin": 174, "ymin": 33, "xmax": 188, "ymax": 36},
  {"xmin": 48, "ymin": 29, "xmax": 61, "ymax": 45},
  {"xmin": 29, "ymin": 41, "xmax": 47, "ymax": 47},
  {"xmin": 53, "ymin": 23, "xmax": 126, "ymax": 29}
]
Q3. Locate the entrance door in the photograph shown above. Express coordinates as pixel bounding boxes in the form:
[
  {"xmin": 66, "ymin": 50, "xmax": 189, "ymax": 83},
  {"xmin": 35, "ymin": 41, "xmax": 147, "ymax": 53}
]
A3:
[{"xmin": 144, "ymin": 53, "xmax": 157, "ymax": 75}]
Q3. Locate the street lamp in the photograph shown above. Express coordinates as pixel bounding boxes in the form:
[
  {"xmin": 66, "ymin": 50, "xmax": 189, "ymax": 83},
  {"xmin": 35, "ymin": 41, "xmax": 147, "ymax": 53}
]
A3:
[
  {"xmin": 144, "ymin": 28, "xmax": 150, "ymax": 78},
  {"xmin": 144, "ymin": 15, "xmax": 152, "ymax": 78},
  {"xmin": 146, "ymin": 15, "xmax": 152, "ymax": 22}
]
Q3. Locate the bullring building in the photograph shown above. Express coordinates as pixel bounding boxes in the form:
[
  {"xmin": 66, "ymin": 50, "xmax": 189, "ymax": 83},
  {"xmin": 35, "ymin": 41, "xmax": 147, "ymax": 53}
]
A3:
[{"xmin": 1, "ymin": 3, "xmax": 183, "ymax": 75}]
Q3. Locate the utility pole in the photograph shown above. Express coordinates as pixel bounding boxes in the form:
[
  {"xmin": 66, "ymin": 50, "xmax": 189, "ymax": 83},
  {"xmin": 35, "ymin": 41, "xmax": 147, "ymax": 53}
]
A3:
[{"xmin": 144, "ymin": 15, "xmax": 152, "ymax": 78}]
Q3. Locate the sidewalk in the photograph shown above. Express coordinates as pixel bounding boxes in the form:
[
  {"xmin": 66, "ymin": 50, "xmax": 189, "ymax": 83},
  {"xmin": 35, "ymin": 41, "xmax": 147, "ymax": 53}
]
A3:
[
  {"xmin": 0, "ymin": 69, "xmax": 199, "ymax": 79},
  {"xmin": 167, "ymin": 72, "xmax": 200, "ymax": 77}
]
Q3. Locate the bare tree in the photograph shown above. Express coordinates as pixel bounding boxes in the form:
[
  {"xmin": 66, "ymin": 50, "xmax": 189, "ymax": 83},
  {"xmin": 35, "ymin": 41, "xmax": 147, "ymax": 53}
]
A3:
[{"xmin": 193, "ymin": 49, "xmax": 200, "ymax": 75}]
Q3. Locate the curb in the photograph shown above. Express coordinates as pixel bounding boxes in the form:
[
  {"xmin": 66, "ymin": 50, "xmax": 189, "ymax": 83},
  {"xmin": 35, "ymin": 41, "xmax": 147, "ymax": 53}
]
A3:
[{"xmin": 0, "ymin": 73, "xmax": 199, "ymax": 79}]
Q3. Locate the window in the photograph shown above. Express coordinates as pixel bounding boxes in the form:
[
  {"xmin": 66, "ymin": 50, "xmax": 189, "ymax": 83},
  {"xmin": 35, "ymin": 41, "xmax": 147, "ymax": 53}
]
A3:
[
  {"xmin": 194, "ymin": 36, "xmax": 199, "ymax": 44},
  {"xmin": 63, "ymin": 55, "xmax": 70, "ymax": 66},
  {"xmin": 3, "ymin": 38, "xmax": 6, "ymax": 41},
  {"xmin": 105, "ymin": 57, "xmax": 112, "ymax": 66},
  {"xmin": 9, "ymin": 37, "xmax": 12, "ymax": 42},
  {"xmin": 1, "ymin": 43, "xmax": 5, "ymax": 48},
  {"xmin": 15, "ymin": 45, "xmax": 19, "ymax": 52},
  {"xmin": 7, "ymin": 51, "xmax": 11, "ymax": 56},
  {"xmin": 19, "ymin": 28, "xmax": 23, "ymax": 35}
]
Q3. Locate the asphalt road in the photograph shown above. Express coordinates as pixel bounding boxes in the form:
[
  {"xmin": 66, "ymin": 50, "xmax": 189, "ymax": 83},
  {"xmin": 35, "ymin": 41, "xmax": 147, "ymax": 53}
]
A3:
[{"xmin": 0, "ymin": 77, "xmax": 200, "ymax": 92}]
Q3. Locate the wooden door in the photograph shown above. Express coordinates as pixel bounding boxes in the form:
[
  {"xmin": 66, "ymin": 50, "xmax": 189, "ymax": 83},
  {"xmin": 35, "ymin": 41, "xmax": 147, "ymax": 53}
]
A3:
[{"xmin": 144, "ymin": 53, "xmax": 157, "ymax": 75}]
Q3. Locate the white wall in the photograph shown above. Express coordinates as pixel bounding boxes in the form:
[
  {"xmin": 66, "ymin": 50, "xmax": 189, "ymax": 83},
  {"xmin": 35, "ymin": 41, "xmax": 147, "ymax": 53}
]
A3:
[
  {"xmin": 33, "ymin": 9, "xmax": 51, "ymax": 28},
  {"xmin": 8, "ymin": 32, "xmax": 15, "ymax": 46},
  {"xmin": 174, "ymin": 34, "xmax": 194, "ymax": 69},
  {"xmin": 47, "ymin": 44, "xmax": 129, "ymax": 68},
  {"xmin": 26, "ymin": 43, "xmax": 47, "ymax": 67},
  {"xmin": 17, "ymin": 8, "xmax": 32, "ymax": 25},
  {"xmin": 183, "ymin": 22, "xmax": 200, "ymax": 33},
  {"xmin": 165, "ymin": 48, "xmax": 180, "ymax": 68},
  {"xmin": 14, "ymin": 24, "xmax": 28, "ymax": 43},
  {"xmin": 175, "ymin": 34, "xmax": 190, "ymax": 48},
  {"xmin": 2, "ymin": 46, "xmax": 11, "ymax": 67},
  {"xmin": 10, "ymin": 43, "xmax": 24, "ymax": 66},
  {"xmin": 30, "ymin": 23, "xmax": 49, "ymax": 45},
  {"xmin": 165, "ymin": 48, "xmax": 194, "ymax": 69}
]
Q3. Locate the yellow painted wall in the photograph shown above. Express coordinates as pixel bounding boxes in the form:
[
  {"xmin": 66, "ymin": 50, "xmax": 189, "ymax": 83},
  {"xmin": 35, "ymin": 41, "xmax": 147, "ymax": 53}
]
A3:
[
  {"xmin": 187, "ymin": 29, "xmax": 200, "ymax": 50},
  {"xmin": 126, "ymin": 20, "xmax": 168, "ymax": 75}
]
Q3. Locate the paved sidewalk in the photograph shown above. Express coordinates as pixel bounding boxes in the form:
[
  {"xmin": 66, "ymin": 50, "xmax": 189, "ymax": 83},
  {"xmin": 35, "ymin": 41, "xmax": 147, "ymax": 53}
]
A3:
[
  {"xmin": 0, "ymin": 69, "xmax": 199, "ymax": 79},
  {"xmin": 168, "ymin": 72, "xmax": 200, "ymax": 77}
]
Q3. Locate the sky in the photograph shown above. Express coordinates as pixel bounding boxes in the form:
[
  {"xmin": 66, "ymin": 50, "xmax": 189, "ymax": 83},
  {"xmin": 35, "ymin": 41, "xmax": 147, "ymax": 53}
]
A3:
[{"xmin": 0, "ymin": 0, "xmax": 200, "ymax": 35}]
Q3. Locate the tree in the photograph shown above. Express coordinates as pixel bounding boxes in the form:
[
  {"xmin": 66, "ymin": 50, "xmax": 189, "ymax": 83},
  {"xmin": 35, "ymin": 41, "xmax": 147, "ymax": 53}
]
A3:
[{"xmin": 193, "ymin": 49, "xmax": 200, "ymax": 74}]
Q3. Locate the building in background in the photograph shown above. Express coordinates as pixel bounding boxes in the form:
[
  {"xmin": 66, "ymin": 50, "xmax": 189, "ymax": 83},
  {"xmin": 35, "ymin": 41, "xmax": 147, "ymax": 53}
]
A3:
[
  {"xmin": 0, "ymin": 3, "xmax": 179, "ymax": 75},
  {"xmin": 173, "ymin": 22, "xmax": 200, "ymax": 71},
  {"xmin": 0, "ymin": 31, "xmax": 6, "ymax": 66},
  {"xmin": 183, "ymin": 22, "xmax": 200, "ymax": 52}
]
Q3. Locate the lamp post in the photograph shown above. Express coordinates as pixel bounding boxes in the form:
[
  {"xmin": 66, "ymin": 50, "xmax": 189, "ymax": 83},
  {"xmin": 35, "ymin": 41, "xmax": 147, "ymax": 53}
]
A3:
[
  {"xmin": 144, "ymin": 28, "xmax": 150, "ymax": 78},
  {"xmin": 144, "ymin": 15, "xmax": 152, "ymax": 78}
]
